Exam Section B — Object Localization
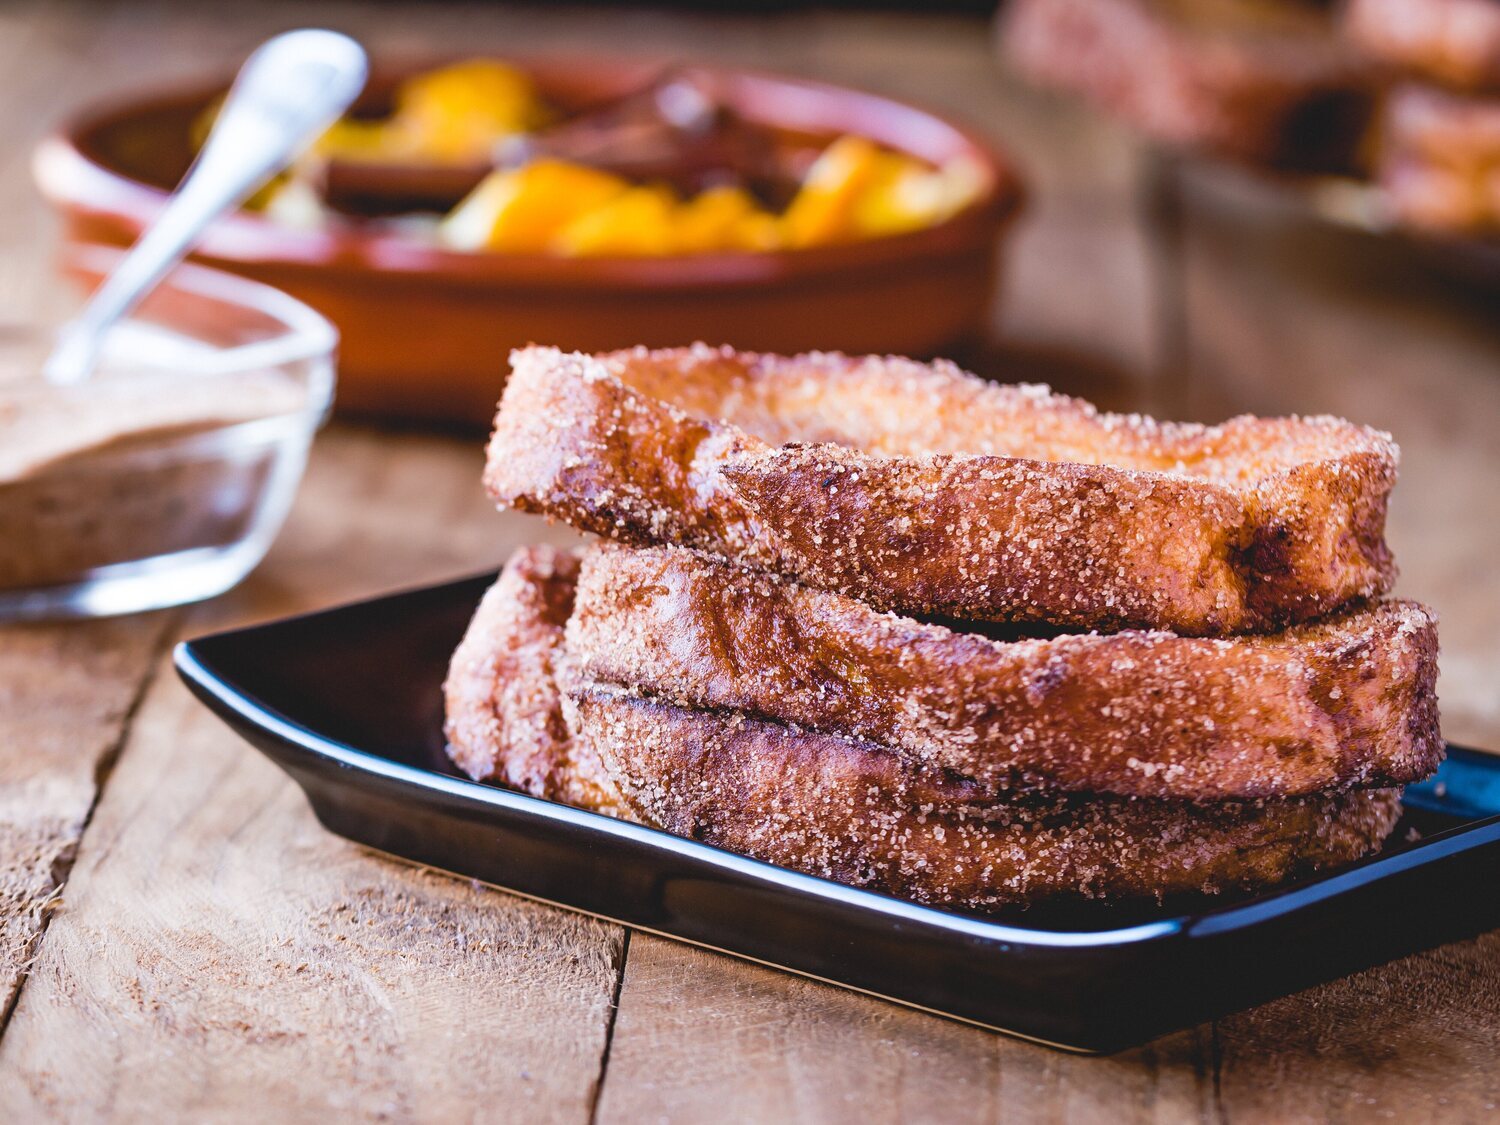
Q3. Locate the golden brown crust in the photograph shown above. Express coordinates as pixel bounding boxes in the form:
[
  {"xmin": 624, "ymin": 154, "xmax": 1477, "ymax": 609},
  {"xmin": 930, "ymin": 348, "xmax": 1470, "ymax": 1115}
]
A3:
[
  {"xmin": 1346, "ymin": 0, "xmax": 1500, "ymax": 92},
  {"xmin": 486, "ymin": 345, "xmax": 1398, "ymax": 635},
  {"xmin": 568, "ymin": 544, "xmax": 1443, "ymax": 801},
  {"xmin": 1001, "ymin": 0, "xmax": 1374, "ymax": 164},
  {"xmin": 444, "ymin": 548, "xmax": 1403, "ymax": 910},
  {"xmin": 570, "ymin": 686, "xmax": 1402, "ymax": 910}
]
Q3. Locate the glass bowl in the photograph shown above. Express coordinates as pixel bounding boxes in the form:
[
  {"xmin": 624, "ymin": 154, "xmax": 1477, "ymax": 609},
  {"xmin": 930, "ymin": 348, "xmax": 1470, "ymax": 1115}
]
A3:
[{"xmin": 0, "ymin": 247, "xmax": 336, "ymax": 619}]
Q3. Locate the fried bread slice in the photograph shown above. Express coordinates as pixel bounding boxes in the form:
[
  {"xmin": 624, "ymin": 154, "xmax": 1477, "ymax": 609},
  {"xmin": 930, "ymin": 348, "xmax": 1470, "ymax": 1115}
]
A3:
[
  {"xmin": 486, "ymin": 345, "xmax": 1397, "ymax": 635},
  {"xmin": 567, "ymin": 543, "xmax": 1442, "ymax": 801},
  {"xmin": 569, "ymin": 686, "xmax": 1401, "ymax": 911},
  {"xmin": 444, "ymin": 546, "xmax": 1402, "ymax": 910},
  {"xmin": 444, "ymin": 545, "xmax": 625, "ymax": 815}
]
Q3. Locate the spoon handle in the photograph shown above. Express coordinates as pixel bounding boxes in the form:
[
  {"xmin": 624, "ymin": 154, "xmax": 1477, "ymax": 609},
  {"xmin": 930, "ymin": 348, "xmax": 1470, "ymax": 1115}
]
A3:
[{"xmin": 45, "ymin": 29, "xmax": 367, "ymax": 384}]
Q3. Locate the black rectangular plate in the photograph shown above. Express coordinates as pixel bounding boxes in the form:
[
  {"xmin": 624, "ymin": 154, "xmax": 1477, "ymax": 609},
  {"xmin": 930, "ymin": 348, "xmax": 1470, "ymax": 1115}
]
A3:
[{"xmin": 175, "ymin": 572, "xmax": 1500, "ymax": 1054}]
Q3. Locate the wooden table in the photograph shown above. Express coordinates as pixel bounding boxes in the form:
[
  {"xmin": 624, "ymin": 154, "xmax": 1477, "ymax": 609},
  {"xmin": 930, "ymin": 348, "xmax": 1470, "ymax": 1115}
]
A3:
[{"xmin": 2, "ymin": 2, "xmax": 1498, "ymax": 1120}]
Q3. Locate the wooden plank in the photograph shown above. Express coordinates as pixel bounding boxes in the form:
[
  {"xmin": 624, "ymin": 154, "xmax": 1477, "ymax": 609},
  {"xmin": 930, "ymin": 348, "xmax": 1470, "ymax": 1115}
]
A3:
[
  {"xmin": 594, "ymin": 937, "xmax": 1216, "ymax": 1125},
  {"xmin": 0, "ymin": 428, "xmax": 615, "ymax": 1121},
  {"xmin": 0, "ymin": 666, "xmax": 621, "ymax": 1121},
  {"xmin": 595, "ymin": 936, "xmax": 1011, "ymax": 1123},
  {"xmin": 0, "ymin": 615, "xmax": 172, "ymax": 1024},
  {"xmin": 1213, "ymin": 931, "xmax": 1500, "ymax": 1122}
]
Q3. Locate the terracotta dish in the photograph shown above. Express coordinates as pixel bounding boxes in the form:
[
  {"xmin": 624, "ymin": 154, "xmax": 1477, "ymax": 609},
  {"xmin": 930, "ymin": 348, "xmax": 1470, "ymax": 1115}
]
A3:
[{"xmin": 35, "ymin": 58, "xmax": 1023, "ymax": 427}]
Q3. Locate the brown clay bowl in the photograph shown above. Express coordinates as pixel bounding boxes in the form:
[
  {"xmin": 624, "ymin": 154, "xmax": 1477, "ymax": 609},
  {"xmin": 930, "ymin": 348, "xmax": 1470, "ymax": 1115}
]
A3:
[{"xmin": 35, "ymin": 57, "xmax": 1024, "ymax": 428}]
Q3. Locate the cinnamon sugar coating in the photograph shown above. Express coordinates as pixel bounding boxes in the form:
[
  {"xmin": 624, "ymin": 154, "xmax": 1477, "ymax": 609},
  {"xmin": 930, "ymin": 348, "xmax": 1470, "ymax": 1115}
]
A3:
[
  {"xmin": 443, "ymin": 545, "xmax": 623, "ymax": 815},
  {"xmin": 444, "ymin": 547, "xmax": 1403, "ymax": 910},
  {"xmin": 569, "ymin": 544, "xmax": 1443, "ymax": 801},
  {"xmin": 486, "ymin": 345, "xmax": 1398, "ymax": 635},
  {"xmin": 570, "ymin": 687, "xmax": 1401, "ymax": 911}
]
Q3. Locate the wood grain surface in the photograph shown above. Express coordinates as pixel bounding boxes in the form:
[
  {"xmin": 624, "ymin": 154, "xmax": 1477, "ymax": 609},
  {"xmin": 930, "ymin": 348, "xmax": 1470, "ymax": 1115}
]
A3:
[{"xmin": 0, "ymin": 1, "xmax": 1496, "ymax": 1122}]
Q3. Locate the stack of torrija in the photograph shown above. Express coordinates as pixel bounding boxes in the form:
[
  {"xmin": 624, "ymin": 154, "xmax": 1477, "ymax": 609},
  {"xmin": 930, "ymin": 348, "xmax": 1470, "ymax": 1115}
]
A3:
[{"xmin": 445, "ymin": 345, "xmax": 1442, "ymax": 911}]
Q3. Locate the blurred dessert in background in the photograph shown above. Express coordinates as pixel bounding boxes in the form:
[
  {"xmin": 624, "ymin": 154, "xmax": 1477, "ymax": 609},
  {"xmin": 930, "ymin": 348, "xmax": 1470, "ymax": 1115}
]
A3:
[
  {"xmin": 1345, "ymin": 0, "xmax": 1500, "ymax": 235},
  {"xmin": 1001, "ymin": 0, "xmax": 1500, "ymax": 241},
  {"xmin": 1377, "ymin": 82, "xmax": 1500, "ymax": 232},
  {"xmin": 317, "ymin": 58, "xmax": 550, "ymax": 166},
  {"xmin": 1000, "ymin": 0, "xmax": 1376, "ymax": 171},
  {"xmin": 44, "ymin": 58, "xmax": 1019, "ymax": 424},
  {"xmin": 1345, "ymin": 0, "xmax": 1500, "ymax": 91},
  {"xmin": 438, "ymin": 135, "xmax": 985, "ymax": 255},
  {"xmin": 207, "ymin": 60, "xmax": 989, "ymax": 255}
]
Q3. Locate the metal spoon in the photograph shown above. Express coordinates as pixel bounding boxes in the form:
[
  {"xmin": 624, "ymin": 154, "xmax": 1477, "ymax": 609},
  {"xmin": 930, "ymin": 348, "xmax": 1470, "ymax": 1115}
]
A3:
[{"xmin": 43, "ymin": 28, "xmax": 367, "ymax": 385}]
